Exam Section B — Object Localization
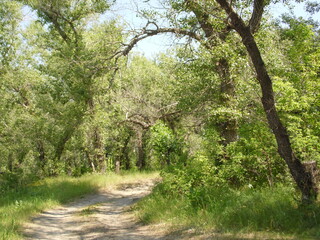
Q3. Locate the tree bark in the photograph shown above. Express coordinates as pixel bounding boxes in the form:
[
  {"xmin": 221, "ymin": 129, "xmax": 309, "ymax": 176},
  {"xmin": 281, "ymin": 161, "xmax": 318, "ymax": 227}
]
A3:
[
  {"xmin": 53, "ymin": 116, "xmax": 83, "ymax": 176},
  {"xmin": 215, "ymin": 0, "xmax": 318, "ymax": 201},
  {"xmin": 54, "ymin": 130, "xmax": 73, "ymax": 163}
]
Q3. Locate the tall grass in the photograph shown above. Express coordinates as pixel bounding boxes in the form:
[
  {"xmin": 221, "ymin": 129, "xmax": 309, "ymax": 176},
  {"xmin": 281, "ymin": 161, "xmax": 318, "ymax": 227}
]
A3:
[
  {"xmin": 135, "ymin": 183, "xmax": 320, "ymax": 239},
  {"xmin": 0, "ymin": 171, "xmax": 158, "ymax": 240}
]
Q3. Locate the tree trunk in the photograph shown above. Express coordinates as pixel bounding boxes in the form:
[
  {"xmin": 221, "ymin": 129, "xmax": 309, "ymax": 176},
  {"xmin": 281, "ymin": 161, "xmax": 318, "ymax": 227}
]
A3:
[
  {"xmin": 92, "ymin": 126, "xmax": 106, "ymax": 173},
  {"xmin": 87, "ymin": 98, "xmax": 106, "ymax": 173},
  {"xmin": 122, "ymin": 134, "xmax": 131, "ymax": 170},
  {"xmin": 115, "ymin": 160, "xmax": 120, "ymax": 174},
  {"xmin": 188, "ymin": 3, "xmax": 239, "ymax": 152},
  {"xmin": 241, "ymin": 27, "xmax": 317, "ymax": 202},
  {"xmin": 36, "ymin": 140, "xmax": 46, "ymax": 172},
  {"xmin": 215, "ymin": 0, "xmax": 318, "ymax": 201},
  {"xmin": 85, "ymin": 149, "xmax": 96, "ymax": 172},
  {"xmin": 54, "ymin": 128, "xmax": 73, "ymax": 163},
  {"xmin": 7, "ymin": 153, "xmax": 13, "ymax": 172},
  {"xmin": 216, "ymin": 58, "xmax": 238, "ymax": 147},
  {"xmin": 52, "ymin": 120, "xmax": 82, "ymax": 176},
  {"xmin": 166, "ymin": 150, "xmax": 171, "ymax": 166},
  {"xmin": 136, "ymin": 129, "xmax": 146, "ymax": 170}
]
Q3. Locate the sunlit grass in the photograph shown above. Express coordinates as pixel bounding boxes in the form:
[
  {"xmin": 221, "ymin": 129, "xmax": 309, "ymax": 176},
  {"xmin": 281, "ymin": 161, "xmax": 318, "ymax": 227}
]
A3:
[
  {"xmin": 135, "ymin": 183, "xmax": 320, "ymax": 239},
  {"xmin": 0, "ymin": 171, "xmax": 158, "ymax": 240}
]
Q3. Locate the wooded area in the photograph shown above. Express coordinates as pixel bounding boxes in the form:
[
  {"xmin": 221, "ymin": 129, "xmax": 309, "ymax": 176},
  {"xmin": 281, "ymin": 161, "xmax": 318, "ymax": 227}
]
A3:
[{"xmin": 0, "ymin": 0, "xmax": 319, "ymax": 209}]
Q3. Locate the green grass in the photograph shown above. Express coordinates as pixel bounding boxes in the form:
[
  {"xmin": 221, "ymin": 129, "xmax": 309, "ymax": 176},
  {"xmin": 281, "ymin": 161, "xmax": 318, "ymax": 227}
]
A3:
[
  {"xmin": 135, "ymin": 183, "xmax": 320, "ymax": 239},
  {"xmin": 0, "ymin": 171, "xmax": 158, "ymax": 240}
]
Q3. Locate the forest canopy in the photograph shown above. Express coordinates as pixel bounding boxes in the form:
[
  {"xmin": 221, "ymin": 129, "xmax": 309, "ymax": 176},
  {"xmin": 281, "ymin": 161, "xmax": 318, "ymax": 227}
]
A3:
[{"xmin": 0, "ymin": 0, "xmax": 319, "ymax": 204}]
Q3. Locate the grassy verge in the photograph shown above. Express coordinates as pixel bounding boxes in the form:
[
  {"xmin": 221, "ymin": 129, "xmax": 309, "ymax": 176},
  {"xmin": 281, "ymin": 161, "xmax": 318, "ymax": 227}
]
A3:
[
  {"xmin": 0, "ymin": 171, "xmax": 158, "ymax": 240},
  {"xmin": 135, "ymin": 183, "xmax": 320, "ymax": 239}
]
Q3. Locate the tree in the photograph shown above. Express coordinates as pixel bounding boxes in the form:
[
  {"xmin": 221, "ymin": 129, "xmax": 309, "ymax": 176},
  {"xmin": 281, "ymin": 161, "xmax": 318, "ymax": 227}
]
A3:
[
  {"xmin": 125, "ymin": 3, "xmax": 241, "ymax": 151},
  {"xmin": 175, "ymin": 0, "xmax": 239, "ymax": 148},
  {"xmin": 149, "ymin": 121, "xmax": 182, "ymax": 166},
  {"xmin": 276, "ymin": 16, "xmax": 320, "ymax": 167},
  {"xmin": 129, "ymin": 0, "xmax": 318, "ymax": 201},
  {"xmin": 17, "ymin": 0, "xmax": 123, "ymax": 173},
  {"xmin": 210, "ymin": 0, "xmax": 318, "ymax": 202},
  {"xmin": 113, "ymin": 55, "xmax": 180, "ymax": 169},
  {"xmin": 0, "ymin": 0, "xmax": 35, "ymax": 177}
]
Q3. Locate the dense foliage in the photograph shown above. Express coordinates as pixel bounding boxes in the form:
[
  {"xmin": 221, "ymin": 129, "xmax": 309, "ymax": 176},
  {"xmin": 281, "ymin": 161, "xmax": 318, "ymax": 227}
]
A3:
[{"xmin": 0, "ymin": 0, "xmax": 319, "ymax": 234}]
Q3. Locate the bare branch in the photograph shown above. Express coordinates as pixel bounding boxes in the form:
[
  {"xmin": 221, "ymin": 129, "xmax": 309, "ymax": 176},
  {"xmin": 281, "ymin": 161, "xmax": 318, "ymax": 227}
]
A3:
[
  {"xmin": 117, "ymin": 26, "xmax": 204, "ymax": 58},
  {"xmin": 125, "ymin": 113, "xmax": 152, "ymax": 130},
  {"xmin": 157, "ymin": 102, "xmax": 179, "ymax": 113}
]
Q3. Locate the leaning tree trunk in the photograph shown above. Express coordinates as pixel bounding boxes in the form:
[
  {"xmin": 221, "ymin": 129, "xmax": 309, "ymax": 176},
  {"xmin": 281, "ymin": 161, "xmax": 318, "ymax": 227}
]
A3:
[
  {"xmin": 54, "ymin": 129, "xmax": 73, "ymax": 164},
  {"xmin": 242, "ymin": 33, "xmax": 317, "ymax": 201},
  {"xmin": 215, "ymin": 0, "xmax": 318, "ymax": 202}
]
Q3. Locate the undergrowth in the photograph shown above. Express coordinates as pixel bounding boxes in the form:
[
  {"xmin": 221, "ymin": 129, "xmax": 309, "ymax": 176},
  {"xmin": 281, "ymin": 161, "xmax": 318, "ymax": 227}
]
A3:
[
  {"xmin": 0, "ymin": 171, "xmax": 158, "ymax": 240},
  {"xmin": 135, "ymin": 182, "xmax": 320, "ymax": 239}
]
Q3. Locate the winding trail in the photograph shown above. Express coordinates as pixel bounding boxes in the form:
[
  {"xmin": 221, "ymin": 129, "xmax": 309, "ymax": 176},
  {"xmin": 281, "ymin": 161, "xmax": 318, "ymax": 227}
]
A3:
[{"xmin": 22, "ymin": 180, "xmax": 170, "ymax": 240}]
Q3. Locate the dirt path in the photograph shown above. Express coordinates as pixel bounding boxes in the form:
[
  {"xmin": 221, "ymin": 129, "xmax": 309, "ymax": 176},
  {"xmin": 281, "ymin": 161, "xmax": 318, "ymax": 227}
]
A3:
[
  {"xmin": 22, "ymin": 179, "xmax": 171, "ymax": 240},
  {"xmin": 21, "ymin": 179, "xmax": 290, "ymax": 240}
]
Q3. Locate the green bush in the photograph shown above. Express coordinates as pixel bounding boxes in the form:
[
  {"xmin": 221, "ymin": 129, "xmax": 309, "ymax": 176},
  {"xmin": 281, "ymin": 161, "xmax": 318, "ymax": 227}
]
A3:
[
  {"xmin": 148, "ymin": 121, "xmax": 184, "ymax": 166},
  {"xmin": 199, "ymin": 121, "xmax": 288, "ymax": 188}
]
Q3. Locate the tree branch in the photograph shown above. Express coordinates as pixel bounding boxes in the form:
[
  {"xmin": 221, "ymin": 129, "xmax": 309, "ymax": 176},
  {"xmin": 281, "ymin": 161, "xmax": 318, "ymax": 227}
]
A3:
[
  {"xmin": 36, "ymin": 3, "xmax": 79, "ymax": 46},
  {"xmin": 215, "ymin": 0, "xmax": 247, "ymax": 31},
  {"xmin": 185, "ymin": 0, "xmax": 215, "ymax": 38},
  {"xmin": 186, "ymin": 0, "xmax": 231, "ymax": 41},
  {"xmin": 119, "ymin": 26, "xmax": 204, "ymax": 57},
  {"xmin": 159, "ymin": 110, "xmax": 182, "ymax": 121},
  {"xmin": 37, "ymin": 5, "xmax": 71, "ymax": 44},
  {"xmin": 249, "ymin": 0, "xmax": 265, "ymax": 34},
  {"xmin": 126, "ymin": 117, "xmax": 152, "ymax": 130}
]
